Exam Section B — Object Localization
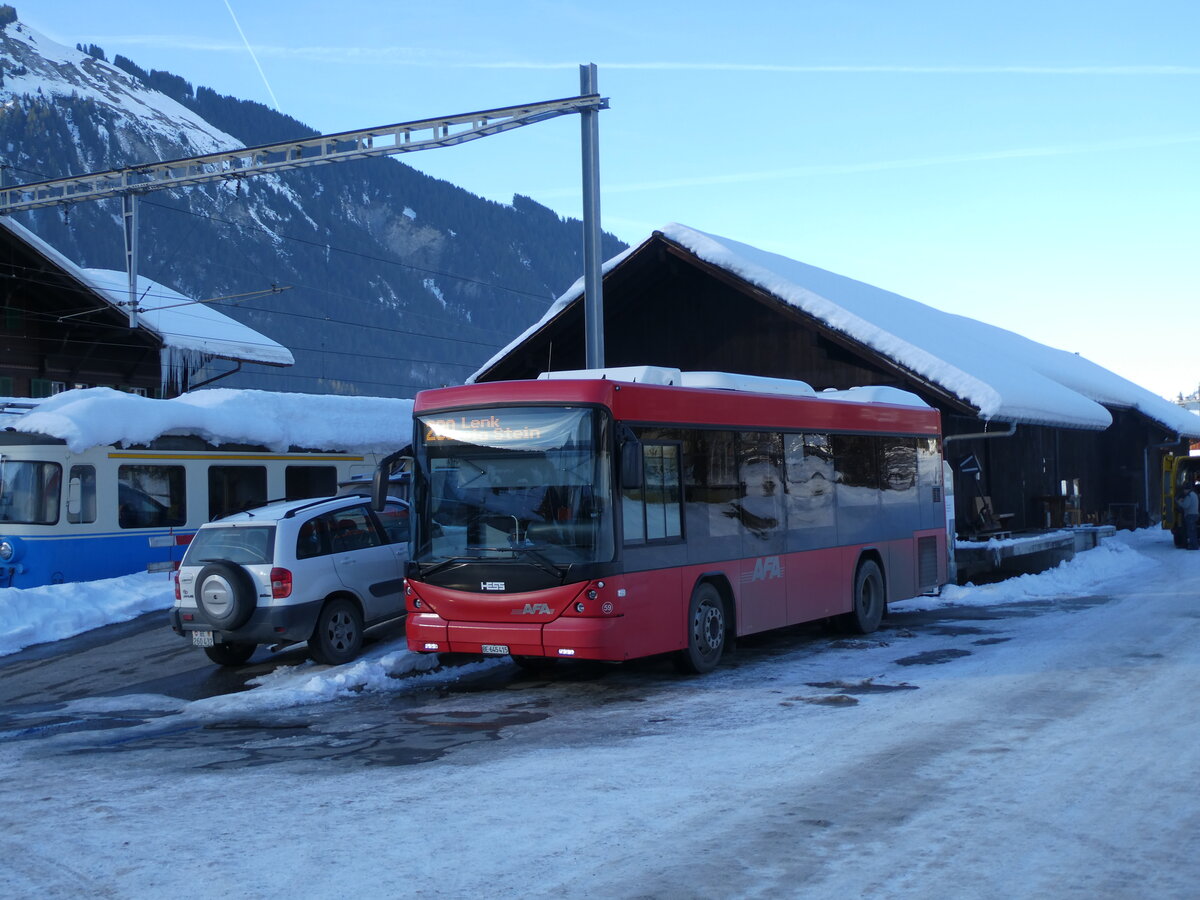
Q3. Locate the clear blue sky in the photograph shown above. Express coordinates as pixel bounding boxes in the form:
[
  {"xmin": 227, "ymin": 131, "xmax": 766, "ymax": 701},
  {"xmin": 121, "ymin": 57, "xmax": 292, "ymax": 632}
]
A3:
[{"xmin": 22, "ymin": 1, "xmax": 1200, "ymax": 399}]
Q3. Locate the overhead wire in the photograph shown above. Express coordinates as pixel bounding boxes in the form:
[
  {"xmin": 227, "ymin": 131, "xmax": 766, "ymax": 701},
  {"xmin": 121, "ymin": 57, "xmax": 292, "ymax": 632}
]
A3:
[
  {"xmin": 2, "ymin": 154, "xmax": 573, "ymax": 391},
  {"xmin": 4, "ymin": 262, "xmax": 526, "ymax": 351}
]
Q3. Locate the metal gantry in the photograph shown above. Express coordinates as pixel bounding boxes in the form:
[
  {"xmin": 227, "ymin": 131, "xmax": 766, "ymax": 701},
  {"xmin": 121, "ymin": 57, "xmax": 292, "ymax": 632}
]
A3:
[{"xmin": 1, "ymin": 76, "xmax": 608, "ymax": 350}]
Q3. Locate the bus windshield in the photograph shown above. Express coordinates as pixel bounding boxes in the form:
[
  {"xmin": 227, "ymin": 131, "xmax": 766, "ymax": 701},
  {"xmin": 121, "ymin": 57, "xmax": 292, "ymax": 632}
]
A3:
[{"xmin": 413, "ymin": 406, "xmax": 614, "ymax": 567}]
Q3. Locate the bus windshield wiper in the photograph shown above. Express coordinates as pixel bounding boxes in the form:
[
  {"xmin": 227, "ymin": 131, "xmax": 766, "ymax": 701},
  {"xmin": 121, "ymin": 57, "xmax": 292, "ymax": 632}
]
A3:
[
  {"xmin": 418, "ymin": 556, "xmax": 476, "ymax": 578},
  {"xmin": 511, "ymin": 545, "xmax": 565, "ymax": 580},
  {"xmin": 454, "ymin": 545, "xmax": 564, "ymax": 580}
]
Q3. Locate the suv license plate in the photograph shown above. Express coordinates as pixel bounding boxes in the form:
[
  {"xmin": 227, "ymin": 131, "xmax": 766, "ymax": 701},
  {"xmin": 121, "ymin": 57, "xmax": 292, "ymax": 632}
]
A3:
[
  {"xmin": 481, "ymin": 644, "xmax": 509, "ymax": 655},
  {"xmin": 192, "ymin": 630, "xmax": 215, "ymax": 648}
]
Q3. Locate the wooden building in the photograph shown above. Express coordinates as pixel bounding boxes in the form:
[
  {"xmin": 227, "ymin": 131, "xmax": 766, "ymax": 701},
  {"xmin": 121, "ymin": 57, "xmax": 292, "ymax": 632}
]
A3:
[
  {"xmin": 0, "ymin": 218, "xmax": 292, "ymax": 399},
  {"xmin": 475, "ymin": 225, "xmax": 1200, "ymax": 535}
]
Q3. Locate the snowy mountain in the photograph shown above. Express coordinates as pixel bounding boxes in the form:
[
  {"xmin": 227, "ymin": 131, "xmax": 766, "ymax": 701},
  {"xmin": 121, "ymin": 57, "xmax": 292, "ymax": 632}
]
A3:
[{"xmin": 0, "ymin": 7, "xmax": 625, "ymax": 397}]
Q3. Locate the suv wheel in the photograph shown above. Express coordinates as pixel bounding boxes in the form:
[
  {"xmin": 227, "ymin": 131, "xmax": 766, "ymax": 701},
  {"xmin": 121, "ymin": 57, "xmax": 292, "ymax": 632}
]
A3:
[
  {"xmin": 195, "ymin": 562, "xmax": 257, "ymax": 631},
  {"xmin": 203, "ymin": 642, "xmax": 257, "ymax": 667},
  {"xmin": 309, "ymin": 598, "xmax": 364, "ymax": 666}
]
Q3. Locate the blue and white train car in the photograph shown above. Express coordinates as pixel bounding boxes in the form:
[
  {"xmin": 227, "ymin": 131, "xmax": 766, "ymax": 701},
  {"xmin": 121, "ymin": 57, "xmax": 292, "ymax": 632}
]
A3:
[{"xmin": 0, "ymin": 388, "xmax": 413, "ymax": 587}]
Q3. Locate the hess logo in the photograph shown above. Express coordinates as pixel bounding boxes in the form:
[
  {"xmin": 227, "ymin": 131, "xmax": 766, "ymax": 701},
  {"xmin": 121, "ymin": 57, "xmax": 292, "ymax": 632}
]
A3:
[{"xmin": 480, "ymin": 581, "xmax": 506, "ymax": 591}]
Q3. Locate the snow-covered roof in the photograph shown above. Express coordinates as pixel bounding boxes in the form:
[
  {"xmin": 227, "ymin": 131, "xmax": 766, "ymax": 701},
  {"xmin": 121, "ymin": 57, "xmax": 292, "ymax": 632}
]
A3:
[
  {"xmin": 79, "ymin": 267, "xmax": 294, "ymax": 366},
  {"xmin": 9, "ymin": 387, "xmax": 413, "ymax": 454},
  {"xmin": 0, "ymin": 217, "xmax": 293, "ymax": 366},
  {"xmin": 476, "ymin": 223, "xmax": 1200, "ymax": 437}
]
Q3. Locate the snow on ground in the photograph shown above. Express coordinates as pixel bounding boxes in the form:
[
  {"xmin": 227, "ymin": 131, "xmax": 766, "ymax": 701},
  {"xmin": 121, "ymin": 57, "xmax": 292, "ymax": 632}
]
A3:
[{"xmin": 2, "ymin": 527, "xmax": 1199, "ymax": 898}]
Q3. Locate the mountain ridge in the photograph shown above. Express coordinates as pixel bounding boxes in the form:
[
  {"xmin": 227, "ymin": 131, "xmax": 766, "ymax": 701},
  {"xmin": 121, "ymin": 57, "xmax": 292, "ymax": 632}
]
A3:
[{"xmin": 0, "ymin": 7, "xmax": 625, "ymax": 397}]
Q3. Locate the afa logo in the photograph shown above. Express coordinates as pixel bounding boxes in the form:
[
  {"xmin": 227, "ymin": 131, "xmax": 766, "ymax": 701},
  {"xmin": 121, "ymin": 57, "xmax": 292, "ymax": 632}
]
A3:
[
  {"xmin": 512, "ymin": 602, "xmax": 554, "ymax": 615},
  {"xmin": 752, "ymin": 556, "xmax": 783, "ymax": 581}
]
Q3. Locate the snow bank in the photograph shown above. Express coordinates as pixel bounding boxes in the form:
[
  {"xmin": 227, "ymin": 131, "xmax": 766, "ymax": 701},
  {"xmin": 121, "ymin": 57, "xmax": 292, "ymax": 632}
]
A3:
[
  {"xmin": 893, "ymin": 527, "xmax": 1163, "ymax": 611},
  {"xmin": 182, "ymin": 652, "xmax": 494, "ymax": 718},
  {"xmin": 0, "ymin": 571, "xmax": 175, "ymax": 657}
]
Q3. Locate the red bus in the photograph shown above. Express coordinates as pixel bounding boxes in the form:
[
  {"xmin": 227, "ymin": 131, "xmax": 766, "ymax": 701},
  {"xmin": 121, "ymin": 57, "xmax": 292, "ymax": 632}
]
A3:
[{"xmin": 399, "ymin": 368, "xmax": 947, "ymax": 673}]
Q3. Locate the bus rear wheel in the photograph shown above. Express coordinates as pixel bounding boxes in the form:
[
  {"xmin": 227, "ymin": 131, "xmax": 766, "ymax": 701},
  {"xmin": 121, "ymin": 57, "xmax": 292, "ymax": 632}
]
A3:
[
  {"xmin": 675, "ymin": 583, "xmax": 726, "ymax": 674},
  {"xmin": 843, "ymin": 559, "xmax": 885, "ymax": 634}
]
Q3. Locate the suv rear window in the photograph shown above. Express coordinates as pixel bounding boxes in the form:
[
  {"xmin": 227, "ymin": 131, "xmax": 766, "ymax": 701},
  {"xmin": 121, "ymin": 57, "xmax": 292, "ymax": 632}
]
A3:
[{"xmin": 185, "ymin": 525, "xmax": 276, "ymax": 565}]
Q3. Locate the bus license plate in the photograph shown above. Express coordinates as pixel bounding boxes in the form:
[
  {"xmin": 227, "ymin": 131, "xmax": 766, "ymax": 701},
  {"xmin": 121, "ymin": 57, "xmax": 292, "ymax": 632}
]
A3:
[
  {"xmin": 192, "ymin": 630, "xmax": 214, "ymax": 648},
  {"xmin": 481, "ymin": 644, "xmax": 509, "ymax": 655}
]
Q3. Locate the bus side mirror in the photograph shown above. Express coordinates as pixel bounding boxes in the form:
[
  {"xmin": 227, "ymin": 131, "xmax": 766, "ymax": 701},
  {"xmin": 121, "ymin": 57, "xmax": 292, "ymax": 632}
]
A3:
[
  {"xmin": 620, "ymin": 441, "xmax": 643, "ymax": 489},
  {"xmin": 370, "ymin": 467, "xmax": 388, "ymax": 511},
  {"xmin": 372, "ymin": 449, "xmax": 412, "ymax": 511}
]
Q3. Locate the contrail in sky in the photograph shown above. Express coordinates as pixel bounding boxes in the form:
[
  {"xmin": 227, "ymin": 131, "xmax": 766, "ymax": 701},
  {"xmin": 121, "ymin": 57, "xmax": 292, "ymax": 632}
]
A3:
[
  {"xmin": 536, "ymin": 133, "xmax": 1200, "ymax": 197},
  {"xmin": 82, "ymin": 38, "xmax": 1200, "ymax": 75},
  {"xmin": 221, "ymin": 0, "xmax": 281, "ymax": 110}
]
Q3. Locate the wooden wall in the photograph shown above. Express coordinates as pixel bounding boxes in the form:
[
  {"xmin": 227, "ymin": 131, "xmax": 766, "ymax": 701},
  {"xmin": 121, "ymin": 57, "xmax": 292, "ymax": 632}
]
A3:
[{"xmin": 0, "ymin": 228, "xmax": 164, "ymax": 398}]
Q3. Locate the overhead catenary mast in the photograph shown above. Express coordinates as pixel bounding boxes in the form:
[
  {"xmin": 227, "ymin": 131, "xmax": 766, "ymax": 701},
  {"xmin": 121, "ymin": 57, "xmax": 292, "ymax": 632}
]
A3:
[{"xmin": 0, "ymin": 73, "xmax": 609, "ymax": 364}]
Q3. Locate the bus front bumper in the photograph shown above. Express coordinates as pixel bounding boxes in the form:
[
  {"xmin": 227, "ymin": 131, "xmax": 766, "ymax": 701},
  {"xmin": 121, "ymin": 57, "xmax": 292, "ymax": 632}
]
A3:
[{"xmin": 406, "ymin": 612, "xmax": 627, "ymax": 661}]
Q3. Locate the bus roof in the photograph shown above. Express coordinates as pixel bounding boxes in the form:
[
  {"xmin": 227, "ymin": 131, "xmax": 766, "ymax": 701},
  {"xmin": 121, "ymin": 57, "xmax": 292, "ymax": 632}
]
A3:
[{"xmin": 414, "ymin": 372, "xmax": 941, "ymax": 436}]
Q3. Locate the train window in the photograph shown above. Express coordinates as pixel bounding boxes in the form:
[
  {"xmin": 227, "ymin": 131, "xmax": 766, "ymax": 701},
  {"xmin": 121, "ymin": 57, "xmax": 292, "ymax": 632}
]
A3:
[
  {"xmin": 0, "ymin": 460, "xmax": 61, "ymax": 525},
  {"xmin": 67, "ymin": 465, "xmax": 97, "ymax": 524},
  {"xmin": 286, "ymin": 466, "xmax": 337, "ymax": 500},
  {"xmin": 208, "ymin": 466, "xmax": 268, "ymax": 520},
  {"xmin": 118, "ymin": 465, "xmax": 186, "ymax": 529}
]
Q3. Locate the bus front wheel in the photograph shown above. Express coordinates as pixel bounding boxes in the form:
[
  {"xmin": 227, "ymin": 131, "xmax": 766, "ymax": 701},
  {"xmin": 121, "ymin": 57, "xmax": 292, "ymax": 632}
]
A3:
[{"xmin": 675, "ymin": 583, "xmax": 726, "ymax": 675}]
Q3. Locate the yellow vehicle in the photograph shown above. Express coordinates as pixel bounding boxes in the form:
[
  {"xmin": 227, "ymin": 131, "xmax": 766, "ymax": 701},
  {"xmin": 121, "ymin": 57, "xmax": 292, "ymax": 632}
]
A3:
[{"xmin": 1162, "ymin": 453, "xmax": 1200, "ymax": 547}]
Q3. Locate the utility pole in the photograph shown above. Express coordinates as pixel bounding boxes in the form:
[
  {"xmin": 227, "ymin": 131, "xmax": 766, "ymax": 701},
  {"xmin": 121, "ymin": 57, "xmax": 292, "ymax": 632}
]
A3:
[
  {"xmin": 579, "ymin": 63, "xmax": 605, "ymax": 369},
  {"xmin": 121, "ymin": 194, "xmax": 139, "ymax": 327}
]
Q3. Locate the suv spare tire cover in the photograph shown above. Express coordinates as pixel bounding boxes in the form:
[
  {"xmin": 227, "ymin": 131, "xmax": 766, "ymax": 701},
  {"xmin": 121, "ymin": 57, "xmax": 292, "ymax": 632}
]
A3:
[{"xmin": 195, "ymin": 562, "xmax": 257, "ymax": 631}]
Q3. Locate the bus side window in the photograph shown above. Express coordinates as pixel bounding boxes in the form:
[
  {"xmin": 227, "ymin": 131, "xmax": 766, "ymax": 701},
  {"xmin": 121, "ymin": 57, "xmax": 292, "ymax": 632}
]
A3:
[
  {"xmin": 67, "ymin": 465, "xmax": 96, "ymax": 524},
  {"xmin": 624, "ymin": 442, "xmax": 682, "ymax": 544},
  {"xmin": 881, "ymin": 437, "xmax": 917, "ymax": 493},
  {"xmin": 622, "ymin": 480, "xmax": 646, "ymax": 544}
]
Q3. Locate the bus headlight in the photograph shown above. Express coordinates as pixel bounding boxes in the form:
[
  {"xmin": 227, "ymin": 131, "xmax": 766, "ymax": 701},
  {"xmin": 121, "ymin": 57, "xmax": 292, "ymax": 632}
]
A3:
[{"xmin": 0, "ymin": 539, "xmax": 15, "ymax": 562}]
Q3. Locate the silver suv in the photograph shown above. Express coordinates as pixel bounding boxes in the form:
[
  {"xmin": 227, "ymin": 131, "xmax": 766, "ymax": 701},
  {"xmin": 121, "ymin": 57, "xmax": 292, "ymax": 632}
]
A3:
[{"xmin": 170, "ymin": 494, "xmax": 410, "ymax": 666}]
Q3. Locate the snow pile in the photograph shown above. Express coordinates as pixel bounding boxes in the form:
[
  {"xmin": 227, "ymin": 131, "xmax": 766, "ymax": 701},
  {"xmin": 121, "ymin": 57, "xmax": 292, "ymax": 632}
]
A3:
[
  {"xmin": 13, "ymin": 386, "xmax": 414, "ymax": 453},
  {"xmin": 894, "ymin": 528, "xmax": 1161, "ymax": 611},
  {"xmin": 0, "ymin": 571, "xmax": 174, "ymax": 657},
  {"xmin": 183, "ymin": 652, "xmax": 491, "ymax": 718}
]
